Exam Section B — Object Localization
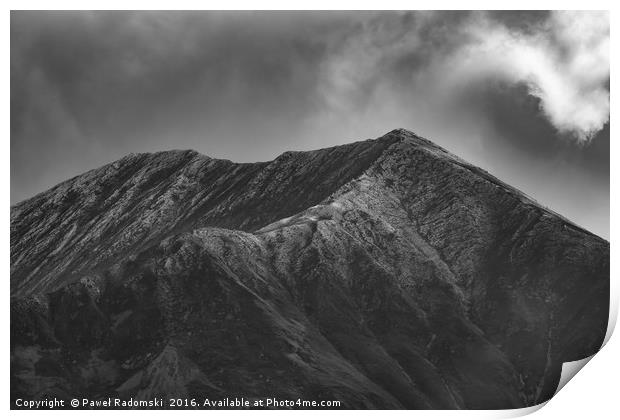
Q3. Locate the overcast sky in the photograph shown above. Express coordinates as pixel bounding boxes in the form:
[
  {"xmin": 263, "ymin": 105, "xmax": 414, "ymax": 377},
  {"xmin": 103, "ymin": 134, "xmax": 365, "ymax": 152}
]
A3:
[{"xmin": 10, "ymin": 11, "xmax": 609, "ymax": 238}]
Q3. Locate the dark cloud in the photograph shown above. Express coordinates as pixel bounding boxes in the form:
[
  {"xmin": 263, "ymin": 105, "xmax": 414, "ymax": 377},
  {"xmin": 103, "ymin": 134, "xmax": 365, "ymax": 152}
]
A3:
[
  {"xmin": 476, "ymin": 81, "xmax": 610, "ymax": 181},
  {"xmin": 487, "ymin": 10, "xmax": 551, "ymax": 32},
  {"xmin": 10, "ymin": 11, "xmax": 609, "ymax": 238}
]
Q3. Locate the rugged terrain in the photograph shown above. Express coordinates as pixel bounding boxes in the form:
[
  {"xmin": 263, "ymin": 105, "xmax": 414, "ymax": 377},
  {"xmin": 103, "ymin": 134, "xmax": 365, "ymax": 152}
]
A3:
[{"xmin": 11, "ymin": 129, "xmax": 609, "ymax": 409}]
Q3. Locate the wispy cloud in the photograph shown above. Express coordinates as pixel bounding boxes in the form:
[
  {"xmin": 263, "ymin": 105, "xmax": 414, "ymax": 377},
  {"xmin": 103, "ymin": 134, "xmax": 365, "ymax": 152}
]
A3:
[
  {"xmin": 317, "ymin": 11, "xmax": 609, "ymax": 144},
  {"xmin": 445, "ymin": 11, "xmax": 609, "ymax": 143}
]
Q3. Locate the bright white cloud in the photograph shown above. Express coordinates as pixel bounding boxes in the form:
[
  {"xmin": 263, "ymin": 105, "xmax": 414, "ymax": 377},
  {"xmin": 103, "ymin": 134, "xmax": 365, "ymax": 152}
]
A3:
[
  {"xmin": 436, "ymin": 11, "xmax": 610, "ymax": 143},
  {"xmin": 318, "ymin": 11, "xmax": 610, "ymax": 145}
]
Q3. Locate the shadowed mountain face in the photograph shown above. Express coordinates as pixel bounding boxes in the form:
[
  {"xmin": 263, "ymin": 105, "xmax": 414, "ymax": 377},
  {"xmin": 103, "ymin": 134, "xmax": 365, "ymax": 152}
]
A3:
[{"xmin": 10, "ymin": 129, "xmax": 608, "ymax": 409}]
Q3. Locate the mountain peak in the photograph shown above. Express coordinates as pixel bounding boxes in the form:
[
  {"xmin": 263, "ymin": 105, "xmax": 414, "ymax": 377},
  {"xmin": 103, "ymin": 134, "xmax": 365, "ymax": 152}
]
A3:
[
  {"xmin": 386, "ymin": 127, "xmax": 419, "ymax": 138},
  {"xmin": 11, "ymin": 129, "xmax": 608, "ymax": 409}
]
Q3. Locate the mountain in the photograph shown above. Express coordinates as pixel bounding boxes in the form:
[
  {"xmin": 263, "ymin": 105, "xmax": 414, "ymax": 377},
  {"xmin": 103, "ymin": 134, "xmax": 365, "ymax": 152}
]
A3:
[{"xmin": 10, "ymin": 129, "xmax": 609, "ymax": 409}]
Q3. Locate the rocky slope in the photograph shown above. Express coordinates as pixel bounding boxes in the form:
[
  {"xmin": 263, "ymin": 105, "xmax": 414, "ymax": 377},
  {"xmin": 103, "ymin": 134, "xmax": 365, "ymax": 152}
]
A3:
[{"xmin": 11, "ymin": 129, "xmax": 609, "ymax": 409}]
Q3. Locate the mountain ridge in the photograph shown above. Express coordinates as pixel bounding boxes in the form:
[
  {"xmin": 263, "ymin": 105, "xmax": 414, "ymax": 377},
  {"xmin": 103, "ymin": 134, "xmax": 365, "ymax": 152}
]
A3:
[
  {"xmin": 11, "ymin": 130, "xmax": 409, "ymax": 296},
  {"xmin": 11, "ymin": 128, "xmax": 596, "ymax": 238},
  {"xmin": 11, "ymin": 128, "xmax": 608, "ymax": 409}
]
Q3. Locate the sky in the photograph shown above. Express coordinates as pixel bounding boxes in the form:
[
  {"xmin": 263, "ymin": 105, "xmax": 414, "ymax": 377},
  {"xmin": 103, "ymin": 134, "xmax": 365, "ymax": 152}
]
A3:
[{"xmin": 10, "ymin": 11, "xmax": 610, "ymax": 238}]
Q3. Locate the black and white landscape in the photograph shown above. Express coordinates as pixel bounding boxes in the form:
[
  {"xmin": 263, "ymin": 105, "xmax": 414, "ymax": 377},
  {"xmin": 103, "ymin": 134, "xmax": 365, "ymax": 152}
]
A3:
[{"xmin": 10, "ymin": 11, "xmax": 609, "ymax": 410}]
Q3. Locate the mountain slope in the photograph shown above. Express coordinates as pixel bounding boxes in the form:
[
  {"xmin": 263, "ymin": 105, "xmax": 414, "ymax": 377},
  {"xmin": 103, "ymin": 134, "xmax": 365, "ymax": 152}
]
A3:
[{"xmin": 11, "ymin": 129, "xmax": 608, "ymax": 409}]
